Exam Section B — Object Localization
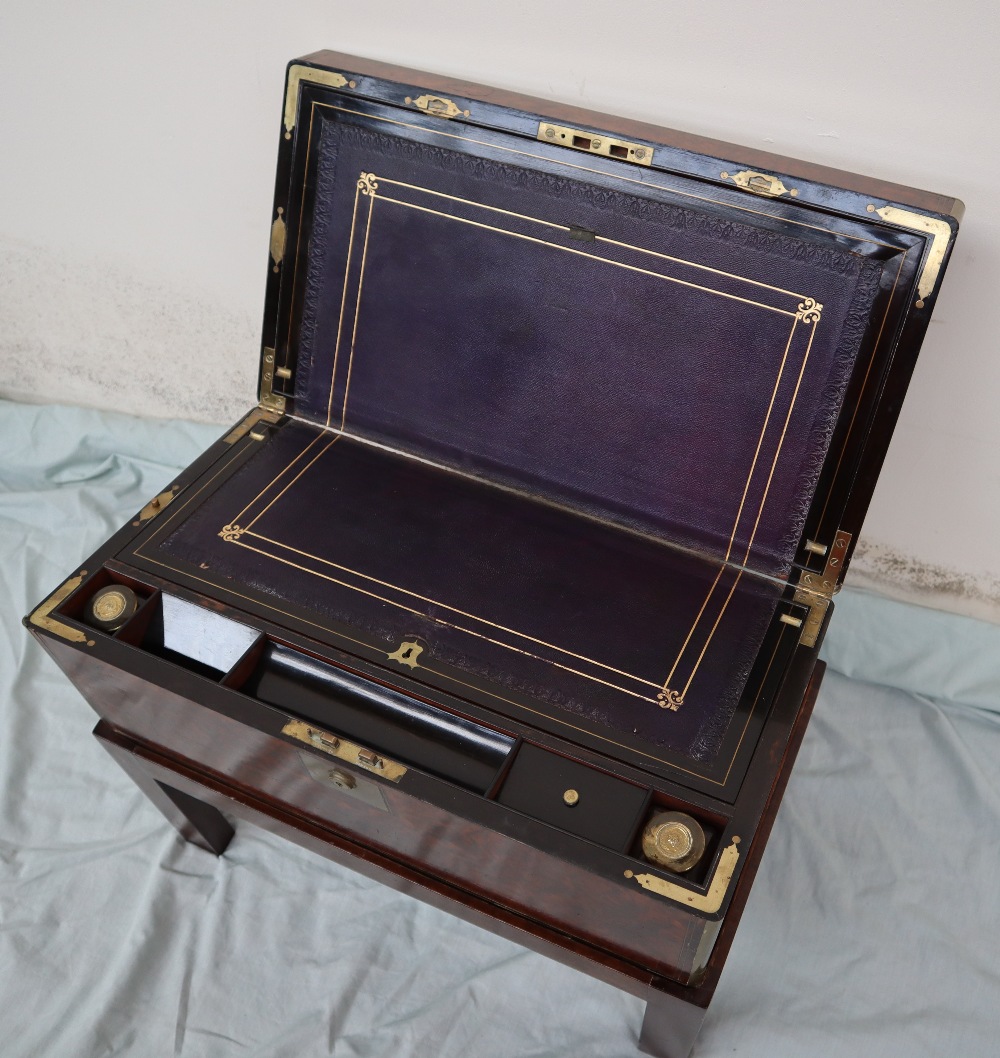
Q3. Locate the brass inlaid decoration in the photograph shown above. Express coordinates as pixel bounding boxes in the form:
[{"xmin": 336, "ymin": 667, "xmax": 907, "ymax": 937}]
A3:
[
  {"xmin": 405, "ymin": 94, "xmax": 469, "ymax": 119},
  {"xmin": 219, "ymin": 524, "xmax": 245, "ymax": 543},
  {"xmin": 537, "ymin": 123, "xmax": 653, "ymax": 167},
  {"xmin": 796, "ymin": 297, "xmax": 823, "ymax": 325},
  {"xmin": 726, "ymin": 170, "xmax": 795, "ymax": 199},
  {"xmin": 283, "ymin": 65, "xmax": 353, "ymax": 132},
  {"xmin": 873, "ymin": 205, "xmax": 951, "ymax": 306},
  {"xmin": 625, "ymin": 836, "xmax": 740, "ymax": 913},
  {"xmin": 282, "ymin": 718, "xmax": 407, "ymax": 782},
  {"xmin": 29, "ymin": 572, "xmax": 95, "ymax": 646},
  {"xmin": 270, "ymin": 208, "xmax": 286, "ymax": 269},
  {"xmin": 387, "ymin": 639, "xmax": 424, "ymax": 669}
]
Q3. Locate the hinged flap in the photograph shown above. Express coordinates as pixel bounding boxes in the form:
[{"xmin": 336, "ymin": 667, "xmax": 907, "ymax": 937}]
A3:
[{"xmin": 258, "ymin": 54, "xmax": 959, "ymax": 590}]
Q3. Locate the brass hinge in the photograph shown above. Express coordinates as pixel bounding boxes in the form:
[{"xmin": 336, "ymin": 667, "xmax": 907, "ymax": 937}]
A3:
[
  {"xmin": 134, "ymin": 485, "xmax": 180, "ymax": 524},
  {"xmin": 537, "ymin": 122, "xmax": 653, "ymax": 166},
  {"xmin": 259, "ymin": 346, "xmax": 287, "ymax": 414},
  {"xmin": 724, "ymin": 169, "xmax": 797, "ymax": 199},
  {"xmin": 224, "ymin": 406, "xmax": 283, "ymax": 445},
  {"xmin": 405, "ymin": 94, "xmax": 469, "ymax": 119},
  {"xmin": 792, "ymin": 529, "xmax": 852, "ymax": 647}
]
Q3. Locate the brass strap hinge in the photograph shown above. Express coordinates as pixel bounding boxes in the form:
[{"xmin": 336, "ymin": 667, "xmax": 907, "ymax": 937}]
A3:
[
  {"xmin": 224, "ymin": 406, "xmax": 283, "ymax": 445},
  {"xmin": 792, "ymin": 529, "xmax": 852, "ymax": 647},
  {"xmin": 259, "ymin": 346, "xmax": 287, "ymax": 414}
]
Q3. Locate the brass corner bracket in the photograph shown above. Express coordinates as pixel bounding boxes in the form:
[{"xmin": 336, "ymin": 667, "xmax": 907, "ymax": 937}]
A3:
[
  {"xmin": 29, "ymin": 571, "xmax": 95, "ymax": 646},
  {"xmin": 624, "ymin": 836, "xmax": 741, "ymax": 914},
  {"xmin": 793, "ymin": 529, "xmax": 852, "ymax": 647},
  {"xmin": 870, "ymin": 204, "xmax": 952, "ymax": 307},
  {"xmin": 284, "ymin": 65, "xmax": 355, "ymax": 132}
]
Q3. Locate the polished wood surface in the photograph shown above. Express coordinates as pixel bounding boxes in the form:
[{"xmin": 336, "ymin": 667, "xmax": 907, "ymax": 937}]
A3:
[{"xmin": 302, "ymin": 50, "xmax": 964, "ymax": 221}]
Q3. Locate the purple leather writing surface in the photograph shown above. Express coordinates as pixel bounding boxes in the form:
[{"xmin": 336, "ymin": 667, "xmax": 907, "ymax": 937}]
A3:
[
  {"xmin": 156, "ymin": 423, "xmax": 783, "ymax": 771},
  {"xmin": 289, "ymin": 111, "xmax": 883, "ymax": 578}
]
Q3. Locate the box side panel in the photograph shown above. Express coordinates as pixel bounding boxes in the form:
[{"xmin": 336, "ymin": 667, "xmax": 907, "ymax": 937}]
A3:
[{"xmin": 41, "ymin": 634, "xmax": 711, "ymax": 985}]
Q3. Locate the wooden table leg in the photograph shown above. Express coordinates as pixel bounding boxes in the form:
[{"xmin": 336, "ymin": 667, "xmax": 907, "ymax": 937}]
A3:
[
  {"xmin": 95, "ymin": 720, "xmax": 234, "ymax": 856},
  {"xmin": 638, "ymin": 986, "xmax": 707, "ymax": 1058}
]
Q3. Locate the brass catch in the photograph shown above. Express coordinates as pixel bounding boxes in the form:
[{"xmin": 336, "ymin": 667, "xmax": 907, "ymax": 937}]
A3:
[
  {"xmin": 406, "ymin": 94, "xmax": 469, "ymax": 119},
  {"xmin": 537, "ymin": 122, "xmax": 652, "ymax": 167},
  {"xmin": 725, "ymin": 169, "xmax": 795, "ymax": 198},
  {"xmin": 282, "ymin": 719, "xmax": 407, "ymax": 782}
]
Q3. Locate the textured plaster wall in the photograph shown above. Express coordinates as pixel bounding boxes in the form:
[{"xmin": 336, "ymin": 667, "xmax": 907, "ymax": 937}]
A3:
[{"xmin": 1, "ymin": 2, "xmax": 998, "ymax": 622}]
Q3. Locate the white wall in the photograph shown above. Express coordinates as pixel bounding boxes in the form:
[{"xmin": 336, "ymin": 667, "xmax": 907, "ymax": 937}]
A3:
[{"xmin": 1, "ymin": 1, "xmax": 998, "ymax": 622}]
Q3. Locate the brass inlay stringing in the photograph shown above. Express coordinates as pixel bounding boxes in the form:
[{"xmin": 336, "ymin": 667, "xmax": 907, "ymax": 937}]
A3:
[
  {"xmin": 387, "ymin": 640, "xmax": 424, "ymax": 669},
  {"xmin": 871, "ymin": 204, "xmax": 952, "ymax": 307},
  {"xmin": 792, "ymin": 528, "xmax": 852, "ymax": 647},
  {"xmin": 228, "ymin": 169, "xmax": 826, "ymax": 718},
  {"xmin": 270, "ymin": 208, "xmax": 286, "ymax": 269},
  {"xmin": 625, "ymin": 836, "xmax": 740, "ymax": 913},
  {"xmin": 29, "ymin": 571, "xmax": 95, "ymax": 646},
  {"xmin": 282, "ymin": 718, "xmax": 407, "ymax": 782},
  {"xmin": 259, "ymin": 346, "xmax": 286, "ymax": 414},
  {"xmin": 537, "ymin": 123, "xmax": 652, "ymax": 167},
  {"xmin": 725, "ymin": 169, "xmax": 796, "ymax": 199},
  {"xmin": 284, "ymin": 65, "xmax": 353, "ymax": 132},
  {"xmin": 136, "ymin": 486, "xmax": 180, "ymax": 524},
  {"xmin": 405, "ymin": 94, "xmax": 469, "ymax": 119}
]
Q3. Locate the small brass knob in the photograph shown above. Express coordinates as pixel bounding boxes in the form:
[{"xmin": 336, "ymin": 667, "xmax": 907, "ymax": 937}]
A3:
[
  {"xmin": 641, "ymin": 811, "xmax": 706, "ymax": 873},
  {"xmin": 563, "ymin": 789, "xmax": 580, "ymax": 806}
]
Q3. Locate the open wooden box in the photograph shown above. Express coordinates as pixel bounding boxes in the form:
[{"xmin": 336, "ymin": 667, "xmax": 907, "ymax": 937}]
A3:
[{"xmin": 26, "ymin": 51, "xmax": 961, "ymax": 1057}]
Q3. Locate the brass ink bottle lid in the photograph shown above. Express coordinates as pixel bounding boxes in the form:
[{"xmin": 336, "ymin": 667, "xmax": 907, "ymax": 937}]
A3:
[
  {"xmin": 85, "ymin": 585, "xmax": 139, "ymax": 633},
  {"xmin": 641, "ymin": 811, "xmax": 707, "ymax": 873}
]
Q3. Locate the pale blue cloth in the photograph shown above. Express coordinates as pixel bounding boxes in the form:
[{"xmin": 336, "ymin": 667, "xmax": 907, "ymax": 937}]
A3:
[{"xmin": 1, "ymin": 398, "xmax": 997, "ymax": 1057}]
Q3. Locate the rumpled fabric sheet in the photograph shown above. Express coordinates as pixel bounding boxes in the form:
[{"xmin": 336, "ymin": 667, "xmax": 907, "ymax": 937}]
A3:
[{"xmin": 1, "ymin": 397, "xmax": 998, "ymax": 1058}]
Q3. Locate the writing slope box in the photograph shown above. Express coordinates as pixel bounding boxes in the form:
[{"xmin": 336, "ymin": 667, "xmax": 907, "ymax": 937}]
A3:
[{"xmin": 26, "ymin": 50, "xmax": 961, "ymax": 1058}]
